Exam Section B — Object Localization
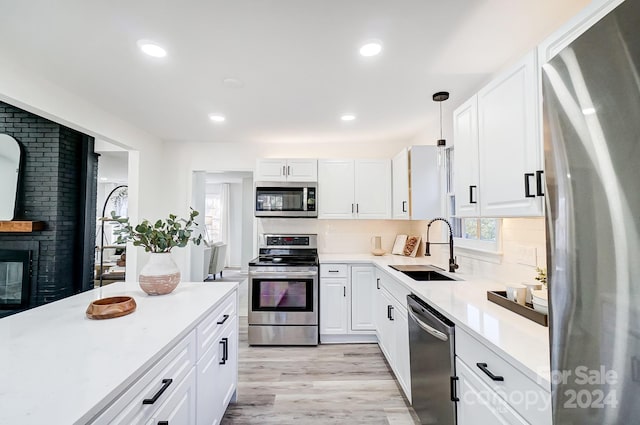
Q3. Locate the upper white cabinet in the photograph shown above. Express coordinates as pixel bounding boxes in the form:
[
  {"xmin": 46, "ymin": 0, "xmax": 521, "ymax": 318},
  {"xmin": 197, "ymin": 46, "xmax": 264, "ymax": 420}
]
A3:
[
  {"xmin": 256, "ymin": 159, "xmax": 318, "ymax": 182},
  {"xmin": 453, "ymin": 50, "xmax": 544, "ymax": 217},
  {"xmin": 453, "ymin": 97, "xmax": 480, "ymax": 217},
  {"xmin": 318, "ymin": 159, "xmax": 391, "ymax": 219},
  {"xmin": 391, "ymin": 146, "xmax": 441, "ymax": 220}
]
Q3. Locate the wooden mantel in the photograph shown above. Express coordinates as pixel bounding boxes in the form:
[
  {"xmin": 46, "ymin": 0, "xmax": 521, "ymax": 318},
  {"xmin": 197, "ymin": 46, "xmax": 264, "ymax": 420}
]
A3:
[{"xmin": 0, "ymin": 221, "xmax": 45, "ymax": 233}]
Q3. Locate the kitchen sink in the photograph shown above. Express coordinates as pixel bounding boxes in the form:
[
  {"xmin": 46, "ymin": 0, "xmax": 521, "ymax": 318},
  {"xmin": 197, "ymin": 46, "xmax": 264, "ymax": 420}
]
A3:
[{"xmin": 389, "ymin": 265, "xmax": 460, "ymax": 281}]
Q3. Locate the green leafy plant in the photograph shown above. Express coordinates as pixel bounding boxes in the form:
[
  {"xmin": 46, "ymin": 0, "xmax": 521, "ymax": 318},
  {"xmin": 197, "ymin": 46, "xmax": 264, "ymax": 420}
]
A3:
[
  {"xmin": 112, "ymin": 208, "xmax": 203, "ymax": 253},
  {"xmin": 535, "ymin": 267, "xmax": 547, "ymax": 287}
]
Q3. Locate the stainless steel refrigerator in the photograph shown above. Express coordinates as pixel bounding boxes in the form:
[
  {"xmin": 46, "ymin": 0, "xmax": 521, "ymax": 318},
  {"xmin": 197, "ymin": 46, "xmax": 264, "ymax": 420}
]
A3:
[{"xmin": 542, "ymin": 0, "xmax": 640, "ymax": 423}]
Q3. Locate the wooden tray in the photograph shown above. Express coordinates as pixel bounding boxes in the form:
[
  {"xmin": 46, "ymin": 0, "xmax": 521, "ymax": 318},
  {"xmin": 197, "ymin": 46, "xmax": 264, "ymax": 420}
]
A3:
[
  {"xmin": 86, "ymin": 296, "xmax": 136, "ymax": 320},
  {"xmin": 487, "ymin": 291, "xmax": 548, "ymax": 326}
]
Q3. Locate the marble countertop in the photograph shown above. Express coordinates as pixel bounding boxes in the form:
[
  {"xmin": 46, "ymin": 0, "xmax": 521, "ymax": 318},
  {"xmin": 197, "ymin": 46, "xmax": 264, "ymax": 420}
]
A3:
[
  {"xmin": 0, "ymin": 281, "xmax": 238, "ymax": 425},
  {"xmin": 320, "ymin": 253, "xmax": 551, "ymax": 390}
]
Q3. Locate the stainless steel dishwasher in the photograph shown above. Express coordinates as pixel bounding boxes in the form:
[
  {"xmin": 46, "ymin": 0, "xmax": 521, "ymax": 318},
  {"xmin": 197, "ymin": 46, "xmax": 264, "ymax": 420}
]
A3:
[{"xmin": 407, "ymin": 294, "xmax": 457, "ymax": 424}]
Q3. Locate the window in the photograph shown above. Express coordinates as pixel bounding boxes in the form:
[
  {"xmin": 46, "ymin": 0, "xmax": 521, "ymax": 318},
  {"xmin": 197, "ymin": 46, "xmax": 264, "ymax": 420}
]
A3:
[
  {"xmin": 445, "ymin": 148, "xmax": 501, "ymax": 253},
  {"xmin": 204, "ymin": 193, "xmax": 222, "ymax": 243}
]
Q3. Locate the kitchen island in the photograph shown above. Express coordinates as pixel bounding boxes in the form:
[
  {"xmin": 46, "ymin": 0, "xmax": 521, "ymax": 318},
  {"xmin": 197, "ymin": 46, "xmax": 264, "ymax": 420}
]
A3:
[{"xmin": 0, "ymin": 281, "xmax": 238, "ymax": 425}]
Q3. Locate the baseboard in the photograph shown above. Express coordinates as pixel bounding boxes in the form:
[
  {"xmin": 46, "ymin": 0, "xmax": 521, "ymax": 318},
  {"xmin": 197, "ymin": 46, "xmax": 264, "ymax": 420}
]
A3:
[{"xmin": 320, "ymin": 333, "xmax": 378, "ymax": 344}]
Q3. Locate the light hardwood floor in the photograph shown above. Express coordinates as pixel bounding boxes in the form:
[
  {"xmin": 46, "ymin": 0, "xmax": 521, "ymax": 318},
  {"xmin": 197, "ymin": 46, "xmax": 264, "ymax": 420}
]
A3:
[{"xmin": 222, "ymin": 317, "xmax": 420, "ymax": 424}]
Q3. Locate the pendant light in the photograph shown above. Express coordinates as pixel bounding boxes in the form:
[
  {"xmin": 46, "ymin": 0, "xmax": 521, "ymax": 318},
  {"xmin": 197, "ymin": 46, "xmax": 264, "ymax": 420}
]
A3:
[{"xmin": 433, "ymin": 91, "xmax": 449, "ymax": 166}]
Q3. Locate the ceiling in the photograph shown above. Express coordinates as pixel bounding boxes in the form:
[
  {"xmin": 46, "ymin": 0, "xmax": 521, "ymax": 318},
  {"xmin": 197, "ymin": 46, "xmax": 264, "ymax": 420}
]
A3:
[{"xmin": 0, "ymin": 0, "xmax": 588, "ymax": 145}]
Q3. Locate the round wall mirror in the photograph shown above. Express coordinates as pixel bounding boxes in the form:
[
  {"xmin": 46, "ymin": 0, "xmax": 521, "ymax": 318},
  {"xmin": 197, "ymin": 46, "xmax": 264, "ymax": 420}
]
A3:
[{"xmin": 0, "ymin": 134, "xmax": 22, "ymax": 220}]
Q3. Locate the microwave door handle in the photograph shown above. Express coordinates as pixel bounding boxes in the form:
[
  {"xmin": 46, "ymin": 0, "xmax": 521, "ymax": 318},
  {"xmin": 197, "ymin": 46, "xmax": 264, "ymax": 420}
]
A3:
[{"xmin": 303, "ymin": 187, "xmax": 308, "ymax": 211}]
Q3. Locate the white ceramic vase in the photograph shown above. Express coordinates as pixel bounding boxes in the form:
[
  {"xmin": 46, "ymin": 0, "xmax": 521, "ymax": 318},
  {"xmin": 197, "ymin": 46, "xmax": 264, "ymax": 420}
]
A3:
[{"xmin": 139, "ymin": 252, "xmax": 181, "ymax": 295}]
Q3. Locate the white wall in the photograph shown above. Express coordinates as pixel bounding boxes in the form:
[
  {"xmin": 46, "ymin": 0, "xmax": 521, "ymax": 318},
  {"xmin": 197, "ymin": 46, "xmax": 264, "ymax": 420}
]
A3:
[
  {"xmin": 0, "ymin": 60, "xmax": 169, "ymax": 281},
  {"xmin": 228, "ymin": 183, "xmax": 243, "ymax": 267}
]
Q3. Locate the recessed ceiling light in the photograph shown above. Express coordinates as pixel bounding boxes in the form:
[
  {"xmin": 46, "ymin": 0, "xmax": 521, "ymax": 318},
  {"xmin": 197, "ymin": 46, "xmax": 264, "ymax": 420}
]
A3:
[
  {"xmin": 137, "ymin": 40, "xmax": 167, "ymax": 58},
  {"xmin": 582, "ymin": 107, "xmax": 596, "ymax": 115},
  {"xmin": 209, "ymin": 114, "xmax": 226, "ymax": 123},
  {"xmin": 359, "ymin": 41, "xmax": 382, "ymax": 57},
  {"xmin": 341, "ymin": 114, "xmax": 356, "ymax": 121}
]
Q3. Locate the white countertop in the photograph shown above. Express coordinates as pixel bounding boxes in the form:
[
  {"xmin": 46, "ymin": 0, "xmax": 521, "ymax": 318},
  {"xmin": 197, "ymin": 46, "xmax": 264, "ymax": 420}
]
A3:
[
  {"xmin": 0, "ymin": 281, "xmax": 238, "ymax": 425},
  {"xmin": 320, "ymin": 253, "xmax": 551, "ymax": 390}
]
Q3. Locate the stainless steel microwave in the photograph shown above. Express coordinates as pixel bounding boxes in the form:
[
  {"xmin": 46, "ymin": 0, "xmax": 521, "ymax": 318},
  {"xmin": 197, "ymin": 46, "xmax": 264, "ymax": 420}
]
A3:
[{"xmin": 255, "ymin": 182, "xmax": 317, "ymax": 218}]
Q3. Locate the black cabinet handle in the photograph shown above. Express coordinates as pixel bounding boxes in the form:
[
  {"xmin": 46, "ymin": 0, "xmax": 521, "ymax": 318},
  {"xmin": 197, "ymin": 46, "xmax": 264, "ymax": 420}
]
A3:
[
  {"xmin": 158, "ymin": 422, "xmax": 169, "ymax": 425},
  {"xmin": 450, "ymin": 376, "xmax": 460, "ymax": 402},
  {"xmin": 387, "ymin": 305, "xmax": 392, "ymax": 320},
  {"xmin": 376, "ymin": 278, "xmax": 380, "ymax": 290},
  {"xmin": 343, "ymin": 286, "xmax": 346, "ymax": 297},
  {"xmin": 287, "ymin": 165, "xmax": 290, "ymax": 176},
  {"xmin": 389, "ymin": 305, "xmax": 395, "ymax": 321},
  {"xmin": 328, "ymin": 269, "xmax": 339, "ymax": 273},
  {"xmin": 402, "ymin": 201, "xmax": 407, "ymax": 212},
  {"xmin": 143, "ymin": 379, "xmax": 173, "ymax": 404},
  {"xmin": 356, "ymin": 203, "xmax": 359, "ymax": 213},
  {"xmin": 219, "ymin": 337, "xmax": 229, "ymax": 365},
  {"xmin": 536, "ymin": 170, "xmax": 545, "ymax": 196},
  {"xmin": 217, "ymin": 314, "xmax": 229, "ymax": 325},
  {"xmin": 352, "ymin": 203, "xmax": 354, "ymax": 213},
  {"xmin": 282, "ymin": 165, "xmax": 286, "ymax": 176},
  {"xmin": 476, "ymin": 363, "xmax": 504, "ymax": 381},
  {"xmin": 524, "ymin": 173, "xmax": 535, "ymax": 198},
  {"xmin": 469, "ymin": 185, "xmax": 477, "ymax": 204}
]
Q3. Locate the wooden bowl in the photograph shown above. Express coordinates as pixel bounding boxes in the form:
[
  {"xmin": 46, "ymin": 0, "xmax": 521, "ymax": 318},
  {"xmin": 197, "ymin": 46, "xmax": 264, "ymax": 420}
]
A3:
[{"xmin": 86, "ymin": 296, "xmax": 136, "ymax": 320}]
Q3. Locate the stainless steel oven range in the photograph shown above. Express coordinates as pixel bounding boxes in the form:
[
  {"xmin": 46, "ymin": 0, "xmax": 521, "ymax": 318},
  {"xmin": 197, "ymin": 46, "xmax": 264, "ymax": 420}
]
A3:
[{"xmin": 248, "ymin": 234, "xmax": 319, "ymax": 345}]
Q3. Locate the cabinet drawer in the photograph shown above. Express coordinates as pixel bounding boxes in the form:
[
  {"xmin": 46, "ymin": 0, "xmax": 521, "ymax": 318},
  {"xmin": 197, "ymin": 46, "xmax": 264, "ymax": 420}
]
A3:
[
  {"xmin": 378, "ymin": 270, "xmax": 410, "ymax": 307},
  {"xmin": 196, "ymin": 292, "xmax": 237, "ymax": 359},
  {"xmin": 320, "ymin": 264, "xmax": 348, "ymax": 278},
  {"xmin": 456, "ymin": 327, "xmax": 551, "ymax": 425},
  {"xmin": 92, "ymin": 331, "xmax": 197, "ymax": 425}
]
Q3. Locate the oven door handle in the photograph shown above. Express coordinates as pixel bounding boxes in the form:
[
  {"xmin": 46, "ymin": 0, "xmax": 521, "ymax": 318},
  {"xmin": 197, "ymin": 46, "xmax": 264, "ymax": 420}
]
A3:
[{"xmin": 249, "ymin": 271, "xmax": 318, "ymax": 277}]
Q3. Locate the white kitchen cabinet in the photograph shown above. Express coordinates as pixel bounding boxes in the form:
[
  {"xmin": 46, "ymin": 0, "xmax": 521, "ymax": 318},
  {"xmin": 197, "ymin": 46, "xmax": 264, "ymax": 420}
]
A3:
[
  {"xmin": 478, "ymin": 50, "xmax": 543, "ymax": 217},
  {"xmin": 375, "ymin": 270, "xmax": 411, "ymax": 401},
  {"xmin": 197, "ymin": 316, "xmax": 238, "ymax": 425},
  {"xmin": 392, "ymin": 146, "xmax": 441, "ymax": 220},
  {"xmin": 350, "ymin": 266, "xmax": 376, "ymax": 331},
  {"xmin": 319, "ymin": 277, "xmax": 349, "ymax": 335},
  {"xmin": 453, "ymin": 50, "xmax": 544, "ymax": 218},
  {"xmin": 255, "ymin": 158, "xmax": 317, "ymax": 182},
  {"xmin": 318, "ymin": 159, "xmax": 391, "ymax": 219},
  {"xmin": 453, "ymin": 97, "xmax": 481, "ymax": 217},
  {"xmin": 456, "ymin": 359, "xmax": 529, "ymax": 425},
  {"xmin": 320, "ymin": 264, "xmax": 376, "ymax": 343},
  {"xmin": 456, "ymin": 327, "xmax": 552, "ymax": 425},
  {"xmin": 92, "ymin": 290, "xmax": 238, "ymax": 425},
  {"xmin": 148, "ymin": 368, "xmax": 197, "ymax": 425}
]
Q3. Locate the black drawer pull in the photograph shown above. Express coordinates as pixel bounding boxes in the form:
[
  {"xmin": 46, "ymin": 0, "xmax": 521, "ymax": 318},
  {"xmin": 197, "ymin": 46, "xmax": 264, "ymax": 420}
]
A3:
[
  {"xmin": 402, "ymin": 200, "xmax": 407, "ymax": 212},
  {"xmin": 376, "ymin": 278, "xmax": 380, "ymax": 290},
  {"xmin": 536, "ymin": 170, "xmax": 545, "ymax": 196},
  {"xmin": 143, "ymin": 378, "xmax": 173, "ymax": 404},
  {"xmin": 450, "ymin": 376, "xmax": 460, "ymax": 401},
  {"xmin": 389, "ymin": 305, "xmax": 395, "ymax": 321},
  {"xmin": 469, "ymin": 185, "xmax": 477, "ymax": 204},
  {"xmin": 476, "ymin": 363, "xmax": 504, "ymax": 381},
  {"xmin": 158, "ymin": 422, "xmax": 169, "ymax": 425},
  {"xmin": 217, "ymin": 314, "xmax": 229, "ymax": 325},
  {"xmin": 219, "ymin": 337, "xmax": 229, "ymax": 365},
  {"xmin": 524, "ymin": 173, "xmax": 535, "ymax": 198},
  {"xmin": 328, "ymin": 269, "xmax": 340, "ymax": 273}
]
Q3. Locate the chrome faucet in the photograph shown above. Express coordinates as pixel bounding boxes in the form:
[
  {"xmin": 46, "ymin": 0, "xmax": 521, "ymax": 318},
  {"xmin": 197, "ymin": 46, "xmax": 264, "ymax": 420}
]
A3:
[{"xmin": 425, "ymin": 217, "xmax": 459, "ymax": 273}]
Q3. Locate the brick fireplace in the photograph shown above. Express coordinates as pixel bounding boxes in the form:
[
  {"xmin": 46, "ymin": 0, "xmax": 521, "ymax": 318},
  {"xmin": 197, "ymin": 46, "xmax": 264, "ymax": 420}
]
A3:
[{"xmin": 0, "ymin": 101, "xmax": 97, "ymax": 317}]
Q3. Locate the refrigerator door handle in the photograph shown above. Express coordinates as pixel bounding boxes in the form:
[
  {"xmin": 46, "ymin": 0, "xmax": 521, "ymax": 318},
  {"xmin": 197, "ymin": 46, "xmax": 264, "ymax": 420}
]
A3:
[{"xmin": 524, "ymin": 173, "xmax": 535, "ymax": 198}]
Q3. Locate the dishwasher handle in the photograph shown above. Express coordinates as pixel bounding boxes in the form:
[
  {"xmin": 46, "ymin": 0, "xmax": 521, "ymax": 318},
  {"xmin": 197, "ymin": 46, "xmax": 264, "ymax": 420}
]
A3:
[{"xmin": 408, "ymin": 306, "xmax": 449, "ymax": 342}]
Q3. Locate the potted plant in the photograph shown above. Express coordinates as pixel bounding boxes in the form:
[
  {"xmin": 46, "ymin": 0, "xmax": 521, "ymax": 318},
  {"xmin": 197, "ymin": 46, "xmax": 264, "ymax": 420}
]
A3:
[{"xmin": 112, "ymin": 208, "xmax": 202, "ymax": 295}]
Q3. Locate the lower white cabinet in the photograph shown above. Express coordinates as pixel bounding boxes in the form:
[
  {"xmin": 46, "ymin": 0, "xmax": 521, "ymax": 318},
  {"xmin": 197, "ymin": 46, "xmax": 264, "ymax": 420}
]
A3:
[
  {"xmin": 92, "ymin": 290, "xmax": 238, "ymax": 425},
  {"xmin": 455, "ymin": 327, "xmax": 551, "ymax": 425},
  {"xmin": 149, "ymin": 368, "xmax": 197, "ymax": 425},
  {"xmin": 320, "ymin": 264, "xmax": 376, "ymax": 342},
  {"xmin": 197, "ymin": 316, "xmax": 238, "ymax": 425},
  {"xmin": 375, "ymin": 271, "xmax": 411, "ymax": 401},
  {"xmin": 456, "ymin": 359, "xmax": 529, "ymax": 425}
]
